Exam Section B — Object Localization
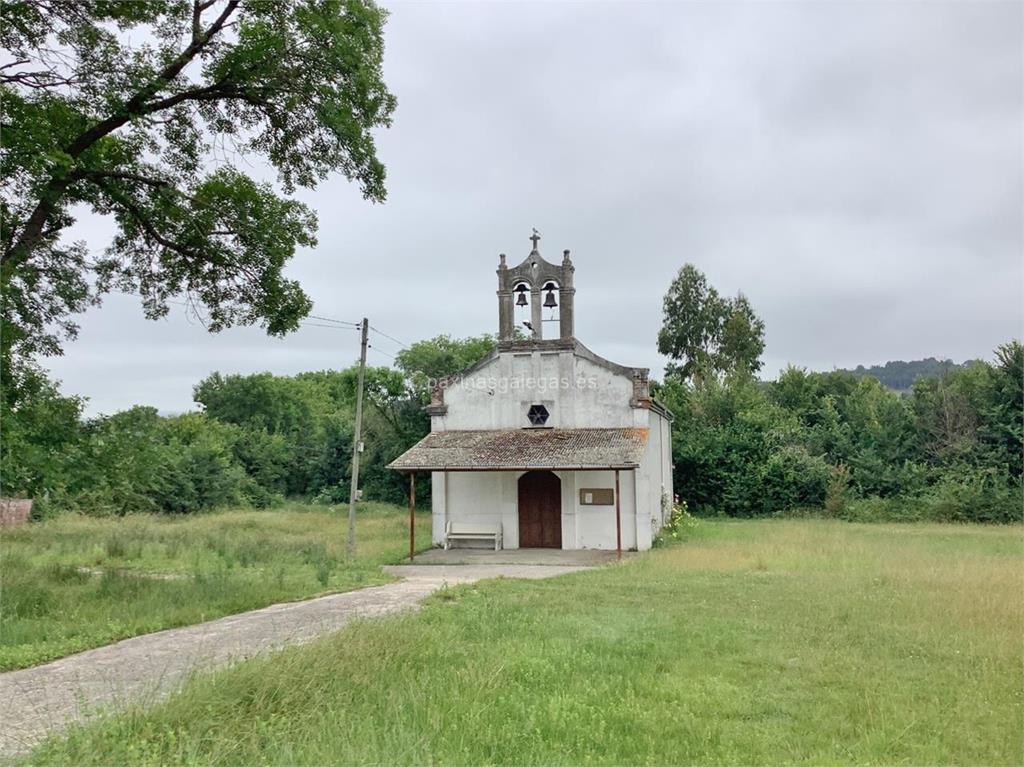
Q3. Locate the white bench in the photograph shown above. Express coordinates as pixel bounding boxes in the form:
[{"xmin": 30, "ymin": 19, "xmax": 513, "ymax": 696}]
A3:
[{"xmin": 444, "ymin": 521, "xmax": 502, "ymax": 551}]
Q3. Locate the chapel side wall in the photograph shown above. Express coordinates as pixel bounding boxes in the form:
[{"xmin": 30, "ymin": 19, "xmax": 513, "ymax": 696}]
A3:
[
  {"xmin": 635, "ymin": 408, "xmax": 654, "ymax": 551},
  {"xmin": 661, "ymin": 412, "xmax": 674, "ymax": 517},
  {"xmin": 633, "ymin": 409, "xmax": 673, "ymax": 551}
]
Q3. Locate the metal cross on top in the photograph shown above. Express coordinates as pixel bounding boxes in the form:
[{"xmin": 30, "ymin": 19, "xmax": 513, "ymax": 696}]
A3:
[{"xmin": 529, "ymin": 228, "xmax": 541, "ymax": 252}]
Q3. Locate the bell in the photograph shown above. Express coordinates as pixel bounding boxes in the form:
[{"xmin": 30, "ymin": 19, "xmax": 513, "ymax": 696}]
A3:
[
  {"xmin": 514, "ymin": 284, "xmax": 529, "ymax": 306},
  {"xmin": 543, "ymin": 289, "xmax": 557, "ymax": 308}
]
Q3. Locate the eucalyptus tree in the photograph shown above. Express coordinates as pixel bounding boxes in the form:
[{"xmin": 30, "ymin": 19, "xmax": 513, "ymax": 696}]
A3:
[
  {"xmin": 1, "ymin": 0, "xmax": 396, "ymax": 358},
  {"xmin": 657, "ymin": 263, "xmax": 765, "ymax": 382}
]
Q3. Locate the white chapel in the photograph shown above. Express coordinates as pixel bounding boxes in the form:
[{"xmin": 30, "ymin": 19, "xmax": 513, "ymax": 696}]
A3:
[{"xmin": 389, "ymin": 232, "xmax": 673, "ymax": 552}]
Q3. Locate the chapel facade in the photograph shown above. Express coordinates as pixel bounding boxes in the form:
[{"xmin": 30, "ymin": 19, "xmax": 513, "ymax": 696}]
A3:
[{"xmin": 388, "ymin": 232, "xmax": 673, "ymax": 552}]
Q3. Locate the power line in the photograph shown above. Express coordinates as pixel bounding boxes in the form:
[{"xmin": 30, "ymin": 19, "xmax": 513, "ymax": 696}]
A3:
[
  {"xmin": 369, "ymin": 325, "xmax": 408, "ymax": 350},
  {"xmin": 167, "ymin": 299, "xmax": 372, "ymax": 344},
  {"xmin": 367, "ymin": 344, "xmax": 396, "ymax": 360},
  {"xmin": 168, "ymin": 300, "xmax": 357, "ymax": 333},
  {"xmin": 300, "ymin": 321, "xmax": 360, "ymax": 331},
  {"xmin": 308, "ymin": 314, "xmax": 361, "ymax": 327},
  {"xmin": 169, "ymin": 299, "xmax": 362, "ymax": 332}
]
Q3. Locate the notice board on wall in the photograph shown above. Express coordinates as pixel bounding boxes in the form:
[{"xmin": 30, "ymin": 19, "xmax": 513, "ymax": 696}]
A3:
[{"xmin": 579, "ymin": 488, "xmax": 615, "ymax": 506}]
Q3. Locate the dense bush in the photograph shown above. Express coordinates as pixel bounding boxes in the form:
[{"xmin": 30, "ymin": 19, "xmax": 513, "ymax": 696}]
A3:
[
  {"xmin": 0, "ymin": 335, "xmax": 477, "ymax": 516},
  {"xmin": 22, "ymin": 408, "xmax": 258, "ymax": 517},
  {"xmin": 914, "ymin": 467, "xmax": 1020, "ymax": 524},
  {"xmin": 760, "ymin": 446, "xmax": 832, "ymax": 514},
  {"xmin": 659, "ymin": 340, "xmax": 1023, "ymax": 523},
  {"xmin": 2, "ymin": 337, "xmax": 1020, "ymax": 523}
]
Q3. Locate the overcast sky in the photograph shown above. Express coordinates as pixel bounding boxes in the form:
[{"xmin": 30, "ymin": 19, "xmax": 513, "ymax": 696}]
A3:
[{"xmin": 45, "ymin": 0, "xmax": 1023, "ymax": 416}]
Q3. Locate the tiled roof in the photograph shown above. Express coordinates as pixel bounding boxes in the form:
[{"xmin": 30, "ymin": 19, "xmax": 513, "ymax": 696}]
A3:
[{"xmin": 387, "ymin": 428, "xmax": 648, "ymax": 471}]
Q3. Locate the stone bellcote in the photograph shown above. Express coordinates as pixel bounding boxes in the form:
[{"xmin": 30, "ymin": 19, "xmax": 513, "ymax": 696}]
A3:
[{"xmin": 496, "ymin": 230, "xmax": 575, "ymax": 342}]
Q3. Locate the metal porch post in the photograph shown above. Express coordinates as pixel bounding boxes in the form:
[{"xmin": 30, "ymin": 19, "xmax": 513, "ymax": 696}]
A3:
[{"xmin": 615, "ymin": 468, "xmax": 622, "ymax": 560}]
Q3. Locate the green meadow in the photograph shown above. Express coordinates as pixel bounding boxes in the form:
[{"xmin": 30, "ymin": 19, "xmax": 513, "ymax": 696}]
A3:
[
  {"xmin": 0, "ymin": 503, "xmax": 430, "ymax": 671},
  {"xmin": 24, "ymin": 519, "xmax": 1023, "ymax": 766}
]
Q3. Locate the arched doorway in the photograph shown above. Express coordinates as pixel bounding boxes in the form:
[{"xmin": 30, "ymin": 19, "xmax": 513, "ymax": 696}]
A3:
[{"xmin": 518, "ymin": 471, "xmax": 562, "ymax": 548}]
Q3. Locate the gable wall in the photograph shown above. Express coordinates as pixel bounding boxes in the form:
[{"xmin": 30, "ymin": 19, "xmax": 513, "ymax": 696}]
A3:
[{"xmin": 431, "ymin": 350, "xmax": 646, "ymax": 431}]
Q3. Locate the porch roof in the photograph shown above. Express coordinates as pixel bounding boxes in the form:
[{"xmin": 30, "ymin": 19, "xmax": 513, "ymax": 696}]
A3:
[{"xmin": 387, "ymin": 427, "xmax": 648, "ymax": 472}]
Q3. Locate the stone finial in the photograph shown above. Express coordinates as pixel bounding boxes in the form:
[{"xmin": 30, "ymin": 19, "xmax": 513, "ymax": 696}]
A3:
[
  {"xmin": 631, "ymin": 370, "xmax": 652, "ymax": 405},
  {"xmin": 499, "ymin": 253, "xmax": 506, "ymax": 267},
  {"xmin": 529, "ymin": 228, "xmax": 541, "ymax": 253}
]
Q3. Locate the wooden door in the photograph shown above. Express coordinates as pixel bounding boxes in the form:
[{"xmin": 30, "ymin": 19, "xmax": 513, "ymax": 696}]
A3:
[{"xmin": 518, "ymin": 471, "xmax": 562, "ymax": 548}]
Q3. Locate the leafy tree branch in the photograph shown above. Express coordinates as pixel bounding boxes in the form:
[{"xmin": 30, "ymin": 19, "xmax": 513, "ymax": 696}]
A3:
[{"xmin": 1, "ymin": 0, "xmax": 396, "ymax": 359}]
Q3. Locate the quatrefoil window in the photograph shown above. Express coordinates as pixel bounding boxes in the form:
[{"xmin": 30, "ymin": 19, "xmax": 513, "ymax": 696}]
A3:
[{"xmin": 527, "ymin": 404, "xmax": 550, "ymax": 426}]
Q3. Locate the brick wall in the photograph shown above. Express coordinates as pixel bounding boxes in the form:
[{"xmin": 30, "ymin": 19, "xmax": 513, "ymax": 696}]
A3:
[{"xmin": 0, "ymin": 498, "xmax": 32, "ymax": 527}]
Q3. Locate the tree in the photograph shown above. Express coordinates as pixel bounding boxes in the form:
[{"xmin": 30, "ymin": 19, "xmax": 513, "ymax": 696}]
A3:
[
  {"xmin": 717, "ymin": 293, "xmax": 765, "ymax": 376},
  {"xmin": 395, "ymin": 334, "xmax": 496, "ymax": 403},
  {"xmin": 657, "ymin": 264, "xmax": 765, "ymax": 382},
  {"xmin": 0, "ymin": 0, "xmax": 397, "ymax": 359},
  {"xmin": 911, "ymin": 371, "xmax": 980, "ymax": 463},
  {"xmin": 194, "ymin": 369, "xmax": 346, "ymax": 497},
  {"xmin": 0, "ymin": 357, "xmax": 84, "ymax": 501},
  {"xmin": 982, "ymin": 340, "xmax": 1024, "ymax": 479}
]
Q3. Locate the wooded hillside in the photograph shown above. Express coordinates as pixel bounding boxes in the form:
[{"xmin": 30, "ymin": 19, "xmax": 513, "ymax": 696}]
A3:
[{"xmin": 842, "ymin": 357, "xmax": 981, "ymax": 392}]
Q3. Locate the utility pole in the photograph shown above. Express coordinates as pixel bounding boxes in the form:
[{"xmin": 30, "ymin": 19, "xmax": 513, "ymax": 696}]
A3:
[{"xmin": 347, "ymin": 317, "xmax": 369, "ymax": 560}]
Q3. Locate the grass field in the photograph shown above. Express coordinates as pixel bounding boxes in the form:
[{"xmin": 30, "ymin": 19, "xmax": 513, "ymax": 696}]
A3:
[
  {"xmin": 0, "ymin": 502, "xmax": 430, "ymax": 671},
  {"xmin": 23, "ymin": 519, "xmax": 1023, "ymax": 766}
]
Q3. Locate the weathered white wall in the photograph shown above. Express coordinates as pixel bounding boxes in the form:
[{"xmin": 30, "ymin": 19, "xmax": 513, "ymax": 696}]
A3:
[
  {"xmin": 432, "ymin": 470, "xmax": 518, "ymax": 548},
  {"xmin": 567, "ymin": 469, "xmax": 638, "ymax": 550},
  {"xmin": 433, "ymin": 467, "xmax": 642, "ymax": 551},
  {"xmin": 631, "ymin": 409, "xmax": 673, "ymax": 550},
  {"xmin": 660, "ymin": 414, "xmax": 674, "ymax": 517},
  {"xmin": 431, "ymin": 350, "xmax": 639, "ymax": 431},
  {"xmin": 428, "ymin": 347, "xmax": 672, "ymax": 552}
]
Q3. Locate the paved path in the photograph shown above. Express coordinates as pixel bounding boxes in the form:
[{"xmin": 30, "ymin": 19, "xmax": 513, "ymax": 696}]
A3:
[
  {"xmin": 0, "ymin": 564, "xmax": 590, "ymax": 759},
  {"xmin": 407, "ymin": 548, "xmax": 635, "ymax": 566}
]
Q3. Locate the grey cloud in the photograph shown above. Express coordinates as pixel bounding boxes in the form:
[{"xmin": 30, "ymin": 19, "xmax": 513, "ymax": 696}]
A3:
[{"xmin": 44, "ymin": 1, "xmax": 1022, "ymax": 415}]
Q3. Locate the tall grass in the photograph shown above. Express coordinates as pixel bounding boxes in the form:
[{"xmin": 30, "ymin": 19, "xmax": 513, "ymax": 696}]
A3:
[
  {"xmin": 25, "ymin": 519, "xmax": 1024, "ymax": 766},
  {"xmin": 0, "ymin": 502, "xmax": 430, "ymax": 670}
]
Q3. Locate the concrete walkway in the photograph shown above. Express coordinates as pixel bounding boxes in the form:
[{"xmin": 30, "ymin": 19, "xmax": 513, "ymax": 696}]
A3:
[
  {"xmin": 405, "ymin": 548, "xmax": 635, "ymax": 566},
  {"xmin": 0, "ymin": 564, "xmax": 591, "ymax": 759}
]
